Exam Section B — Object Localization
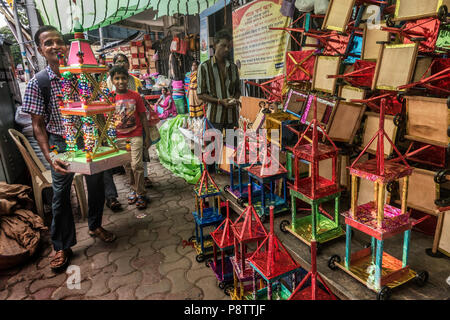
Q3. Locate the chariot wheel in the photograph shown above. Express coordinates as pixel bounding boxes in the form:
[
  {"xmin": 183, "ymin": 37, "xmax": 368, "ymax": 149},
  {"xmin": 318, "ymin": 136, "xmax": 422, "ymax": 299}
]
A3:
[
  {"xmin": 205, "ymin": 259, "xmax": 213, "ymax": 268},
  {"xmin": 223, "ymin": 185, "xmax": 230, "ymax": 192},
  {"xmin": 218, "ymin": 281, "xmax": 226, "ymax": 290},
  {"xmin": 377, "ymin": 286, "xmax": 391, "ymax": 300},
  {"xmin": 414, "ymin": 270, "xmax": 429, "ymax": 287},
  {"xmin": 434, "ymin": 170, "xmax": 448, "ymax": 184},
  {"xmin": 438, "ymin": 5, "xmax": 448, "ymax": 22},
  {"xmin": 223, "ymin": 284, "xmax": 234, "ymax": 296},
  {"xmin": 280, "ymin": 220, "xmax": 290, "ymax": 233},
  {"xmin": 188, "ymin": 236, "xmax": 196, "ymax": 243},
  {"xmin": 328, "ymin": 255, "xmax": 341, "ymax": 271},
  {"xmin": 196, "ymin": 254, "xmax": 205, "ymax": 263},
  {"xmin": 237, "ymin": 197, "xmax": 246, "ymax": 208},
  {"xmin": 386, "ymin": 15, "xmax": 395, "ymax": 27}
]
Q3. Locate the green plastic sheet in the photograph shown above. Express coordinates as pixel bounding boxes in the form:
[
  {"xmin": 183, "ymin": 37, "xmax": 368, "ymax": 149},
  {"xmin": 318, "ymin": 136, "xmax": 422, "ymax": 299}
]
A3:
[
  {"xmin": 35, "ymin": 0, "xmax": 222, "ymax": 34},
  {"xmin": 156, "ymin": 115, "xmax": 201, "ymax": 184}
]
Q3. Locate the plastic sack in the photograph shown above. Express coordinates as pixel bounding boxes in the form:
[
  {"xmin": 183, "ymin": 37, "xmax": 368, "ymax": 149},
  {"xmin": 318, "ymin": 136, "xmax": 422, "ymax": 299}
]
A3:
[
  {"xmin": 280, "ymin": 0, "xmax": 296, "ymax": 18},
  {"xmin": 295, "ymin": 0, "xmax": 314, "ymax": 12},
  {"xmin": 314, "ymin": 0, "xmax": 329, "ymax": 14},
  {"xmin": 156, "ymin": 115, "xmax": 201, "ymax": 184}
]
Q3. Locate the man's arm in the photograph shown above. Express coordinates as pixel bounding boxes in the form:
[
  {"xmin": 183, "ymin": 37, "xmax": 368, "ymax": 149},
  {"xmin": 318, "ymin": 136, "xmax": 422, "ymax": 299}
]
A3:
[{"xmin": 31, "ymin": 114, "xmax": 69, "ymax": 174}]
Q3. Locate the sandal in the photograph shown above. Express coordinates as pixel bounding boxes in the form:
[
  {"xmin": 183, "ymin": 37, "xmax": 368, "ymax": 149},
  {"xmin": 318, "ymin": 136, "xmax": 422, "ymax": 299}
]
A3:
[
  {"xmin": 106, "ymin": 198, "xmax": 122, "ymax": 212},
  {"xmin": 88, "ymin": 227, "xmax": 116, "ymax": 243},
  {"xmin": 50, "ymin": 248, "xmax": 72, "ymax": 271},
  {"xmin": 144, "ymin": 177, "xmax": 153, "ymax": 188},
  {"xmin": 136, "ymin": 195, "xmax": 147, "ymax": 210},
  {"xmin": 128, "ymin": 191, "xmax": 137, "ymax": 205}
]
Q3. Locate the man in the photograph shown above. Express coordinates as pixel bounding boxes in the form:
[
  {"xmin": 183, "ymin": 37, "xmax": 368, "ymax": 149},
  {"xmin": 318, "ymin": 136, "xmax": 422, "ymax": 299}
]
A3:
[
  {"xmin": 22, "ymin": 26, "xmax": 116, "ymax": 271},
  {"xmin": 197, "ymin": 29, "xmax": 241, "ymax": 133}
]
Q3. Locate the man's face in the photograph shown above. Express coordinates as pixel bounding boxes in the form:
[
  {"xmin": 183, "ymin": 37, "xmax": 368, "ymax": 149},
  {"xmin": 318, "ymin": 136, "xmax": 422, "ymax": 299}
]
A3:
[
  {"xmin": 112, "ymin": 73, "xmax": 129, "ymax": 92},
  {"xmin": 214, "ymin": 39, "xmax": 232, "ymax": 60},
  {"xmin": 115, "ymin": 57, "xmax": 130, "ymax": 70},
  {"xmin": 37, "ymin": 30, "xmax": 66, "ymax": 65}
]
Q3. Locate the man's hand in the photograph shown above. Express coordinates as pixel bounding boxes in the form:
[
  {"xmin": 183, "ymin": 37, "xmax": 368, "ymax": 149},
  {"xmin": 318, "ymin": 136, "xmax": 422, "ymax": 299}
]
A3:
[
  {"xmin": 51, "ymin": 157, "xmax": 70, "ymax": 175},
  {"xmin": 221, "ymin": 98, "xmax": 237, "ymax": 108}
]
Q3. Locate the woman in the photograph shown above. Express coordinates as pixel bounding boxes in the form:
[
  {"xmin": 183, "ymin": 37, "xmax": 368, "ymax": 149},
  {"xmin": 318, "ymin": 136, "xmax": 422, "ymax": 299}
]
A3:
[
  {"xmin": 188, "ymin": 60, "xmax": 203, "ymax": 118},
  {"xmin": 154, "ymin": 87, "xmax": 177, "ymax": 120}
]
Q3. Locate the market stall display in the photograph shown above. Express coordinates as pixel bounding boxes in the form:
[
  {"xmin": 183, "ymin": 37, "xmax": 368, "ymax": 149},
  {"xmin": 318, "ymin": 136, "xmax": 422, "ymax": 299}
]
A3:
[{"xmin": 56, "ymin": 19, "xmax": 129, "ymax": 175}]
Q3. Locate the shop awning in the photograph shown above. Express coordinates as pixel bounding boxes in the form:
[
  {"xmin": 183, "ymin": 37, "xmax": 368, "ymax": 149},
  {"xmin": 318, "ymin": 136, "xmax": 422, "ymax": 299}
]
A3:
[{"xmin": 35, "ymin": 0, "xmax": 223, "ymax": 34}]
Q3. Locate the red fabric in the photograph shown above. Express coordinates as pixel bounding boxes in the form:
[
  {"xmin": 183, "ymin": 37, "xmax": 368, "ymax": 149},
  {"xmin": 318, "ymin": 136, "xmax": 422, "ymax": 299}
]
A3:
[
  {"xmin": 403, "ymin": 18, "xmax": 441, "ymax": 52},
  {"xmin": 114, "ymin": 90, "xmax": 146, "ymax": 138},
  {"xmin": 177, "ymin": 38, "xmax": 188, "ymax": 55},
  {"xmin": 285, "ymin": 50, "xmax": 316, "ymax": 82},
  {"xmin": 346, "ymin": 60, "xmax": 376, "ymax": 88},
  {"xmin": 322, "ymin": 32, "xmax": 349, "ymax": 56}
]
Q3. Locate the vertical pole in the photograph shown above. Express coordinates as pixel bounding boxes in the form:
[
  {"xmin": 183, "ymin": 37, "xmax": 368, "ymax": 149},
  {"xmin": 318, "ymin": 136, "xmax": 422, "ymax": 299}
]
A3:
[
  {"xmin": 334, "ymin": 194, "xmax": 339, "ymax": 228},
  {"xmin": 378, "ymin": 98, "xmax": 386, "ymax": 176},
  {"xmin": 371, "ymin": 236, "xmax": 376, "ymax": 264},
  {"xmin": 311, "ymin": 202, "xmax": 317, "ymax": 241},
  {"xmin": 311, "ymin": 98, "xmax": 318, "ymax": 198},
  {"xmin": 374, "ymin": 181, "xmax": 379, "ymax": 217},
  {"xmin": 252, "ymin": 268, "xmax": 257, "ymax": 298},
  {"xmin": 377, "ymin": 183, "xmax": 385, "ymax": 228},
  {"xmin": 402, "ymin": 229, "xmax": 411, "ymax": 268},
  {"xmin": 25, "ymin": 0, "xmax": 45, "ymax": 70},
  {"xmin": 221, "ymin": 249, "xmax": 225, "ymax": 280},
  {"xmin": 351, "ymin": 175, "xmax": 357, "ymax": 219},
  {"xmin": 345, "ymin": 224, "xmax": 351, "ymax": 269},
  {"xmin": 291, "ymin": 193, "xmax": 296, "ymax": 229},
  {"xmin": 99, "ymin": 27, "xmax": 105, "ymax": 49},
  {"xmin": 238, "ymin": 166, "xmax": 242, "ymax": 194},
  {"xmin": 230, "ymin": 164, "xmax": 234, "ymax": 191},
  {"xmin": 267, "ymin": 280, "xmax": 272, "ymax": 300},
  {"xmin": 375, "ymin": 239, "xmax": 384, "ymax": 290},
  {"xmin": 213, "ymin": 242, "xmax": 217, "ymax": 268},
  {"xmin": 13, "ymin": 0, "xmax": 31, "ymax": 81},
  {"xmin": 311, "ymin": 240, "xmax": 317, "ymax": 300},
  {"xmin": 401, "ymin": 176, "xmax": 409, "ymax": 215}
]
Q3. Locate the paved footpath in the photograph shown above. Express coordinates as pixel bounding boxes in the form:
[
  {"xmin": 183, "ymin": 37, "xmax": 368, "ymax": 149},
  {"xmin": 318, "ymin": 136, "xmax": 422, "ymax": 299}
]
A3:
[{"xmin": 0, "ymin": 146, "xmax": 228, "ymax": 300}]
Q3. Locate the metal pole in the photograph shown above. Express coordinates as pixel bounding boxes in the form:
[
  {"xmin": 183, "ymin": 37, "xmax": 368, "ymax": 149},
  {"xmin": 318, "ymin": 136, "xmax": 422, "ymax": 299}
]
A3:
[
  {"xmin": 25, "ymin": 0, "xmax": 45, "ymax": 71},
  {"xmin": 99, "ymin": 27, "xmax": 104, "ymax": 48},
  {"xmin": 13, "ymin": 0, "xmax": 31, "ymax": 81}
]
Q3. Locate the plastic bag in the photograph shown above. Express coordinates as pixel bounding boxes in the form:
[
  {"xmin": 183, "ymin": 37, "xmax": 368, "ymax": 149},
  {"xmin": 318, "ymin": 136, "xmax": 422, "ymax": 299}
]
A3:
[
  {"xmin": 295, "ymin": 0, "xmax": 314, "ymax": 12},
  {"xmin": 314, "ymin": 0, "xmax": 329, "ymax": 14},
  {"xmin": 280, "ymin": 0, "xmax": 296, "ymax": 18},
  {"xmin": 156, "ymin": 114, "xmax": 201, "ymax": 184}
]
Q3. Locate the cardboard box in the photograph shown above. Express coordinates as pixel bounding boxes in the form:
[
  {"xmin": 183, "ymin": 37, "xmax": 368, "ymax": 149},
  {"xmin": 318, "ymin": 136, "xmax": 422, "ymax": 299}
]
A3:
[
  {"xmin": 144, "ymin": 40, "xmax": 152, "ymax": 48},
  {"xmin": 138, "ymin": 46, "xmax": 145, "ymax": 53},
  {"xmin": 130, "ymin": 46, "xmax": 138, "ymax": 54},
  {"xmin": 131, "ymin": 58, "xmax": 140, "ymax": 66},
  {"xmin": 139, "ymin": 58, "xmax": 147, "ymax": 65},
  {"xmin": 139, "ymin": 53, "xmax": 145, "ymax": 58}
]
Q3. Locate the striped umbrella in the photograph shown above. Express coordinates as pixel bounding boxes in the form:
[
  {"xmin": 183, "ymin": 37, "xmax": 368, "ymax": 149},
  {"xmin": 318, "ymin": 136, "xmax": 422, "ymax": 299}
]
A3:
[{"xmin": 35, "ymin": 0, "xmax": 223, "ymax": 34}]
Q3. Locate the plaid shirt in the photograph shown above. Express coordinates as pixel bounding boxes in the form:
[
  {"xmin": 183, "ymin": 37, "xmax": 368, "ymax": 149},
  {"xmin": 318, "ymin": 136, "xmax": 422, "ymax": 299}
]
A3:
[{"xmin": 22, "ymin": 66, "xmax": 65, "ymax": 136}]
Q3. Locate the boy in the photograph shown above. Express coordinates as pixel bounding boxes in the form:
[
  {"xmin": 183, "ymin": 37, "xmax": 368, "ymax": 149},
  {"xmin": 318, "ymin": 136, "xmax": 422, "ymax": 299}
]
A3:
[
  {"xmin": 110, "ymin": 66, "xmax": 151, "ymax": 209},
  {"xmin": 22, "ymin": 25, "xmax": 116, "ymax": 271}
]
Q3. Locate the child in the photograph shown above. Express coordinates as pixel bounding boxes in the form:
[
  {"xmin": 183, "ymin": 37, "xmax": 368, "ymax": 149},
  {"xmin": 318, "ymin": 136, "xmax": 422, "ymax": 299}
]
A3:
[{"xmin": 110, "ymin": 65, "xmax": 151, "ymax": 209}]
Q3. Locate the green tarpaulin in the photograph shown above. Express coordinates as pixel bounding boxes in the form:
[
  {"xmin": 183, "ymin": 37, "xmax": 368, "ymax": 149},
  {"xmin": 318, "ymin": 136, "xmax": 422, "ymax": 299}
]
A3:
[
  {"xmin": 35, "ymin": 0, "xmax": 223, "ymax": 34},
  {"xmin": 156, "ymin": 115, "xmax": 201, "ymax": 184}
]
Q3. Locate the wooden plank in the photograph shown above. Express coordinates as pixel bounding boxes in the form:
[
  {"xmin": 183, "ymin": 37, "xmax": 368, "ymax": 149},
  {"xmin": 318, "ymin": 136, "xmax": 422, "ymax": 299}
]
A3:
[
  {"xmin": 339, "ymin": 86, "xmax": 366, "ymax": 103},
  {"xmin": 350, "ymin": 247, "xmax": 372, "ymax": 264},
  {"xmin": 412, "ymin": 57, "xmax": 433, "ymax": 83},
  {"xmin": 323, "ymin": 0, "xmax": 356, "ymax": 32},
  {"xmin": 328, "ymin": 102, "xmax": 366, "ymax": 143},
  {"xmin": 406, "ymin": 96, "xmax": 449, "ymax": 147},
  {"xmin": 394, "ymin": 0, "xmax": 450, "ymax": 21},
  {"xmin": 373, "ymin": 44, "xmax": 419, "ymax": 91},
  {"xmin": 362, "ymin": 23, "xmax": 390, "ymax": 61},
  {"xmin": 362, "ymin": 112, "xmax": 397, "ymax": 156},
  {"xmin": 381, "ymin": 267, "xmax": 410, "ymax": 287},
  {"xmin": 313, "ymin": 56, "xmax": 341, "ymax": 94},
  {"xmin": 397, "ymin": 168, "xmax": 439, "ymax": 215}
]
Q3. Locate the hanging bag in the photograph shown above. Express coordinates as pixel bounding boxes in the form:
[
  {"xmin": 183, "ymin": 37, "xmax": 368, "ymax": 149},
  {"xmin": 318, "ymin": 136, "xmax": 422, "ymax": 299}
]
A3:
[
  {"xmin": 314, "ymin": 0, "xmax": 329, "ymax": 14},
  {"xmin": 170, "ymin": 36, "xmax": 180, "ymax": 52},
  {"xmin": 280, "ymin": 0, "xmax": 296, "ymax": 18},
  {"xmin": 295, "ymin": 0, "xmax": 314, "ymax": 12}
]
